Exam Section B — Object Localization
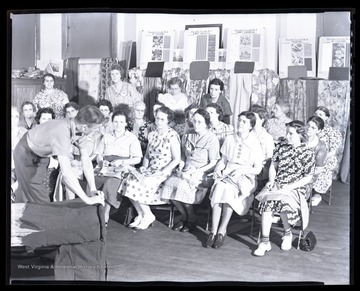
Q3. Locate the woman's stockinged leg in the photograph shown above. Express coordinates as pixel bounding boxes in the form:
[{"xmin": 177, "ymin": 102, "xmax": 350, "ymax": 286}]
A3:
[
  {"xmin": 172, "ymin": 200, "xmax": 188, "ymax": 222},
  {"xmin": 104, "ymin": 202, "xmax": 111, "ymax": 223},
  {"xmin": 183, "ymin": 203, "xmax": 196, "ymax": 223},
  {"xmin": 211, "ymin": 203, "xmax": 222, "ymax": 234},
  {"xmin": 261, "ymin": 211, "xmax": 273, "ymax": 238},
  {"xmin": 217, "ymin": 203, "xmax": 233, "ymax": 235}
]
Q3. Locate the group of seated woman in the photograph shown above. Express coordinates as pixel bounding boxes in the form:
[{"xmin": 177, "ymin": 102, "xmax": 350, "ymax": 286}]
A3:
[{"xmin": 11, "ymin": 63, "xmax": 342, "ymax": 256}]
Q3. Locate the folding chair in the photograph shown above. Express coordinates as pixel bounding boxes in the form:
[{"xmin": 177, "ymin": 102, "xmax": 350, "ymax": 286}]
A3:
[{"xmin": 256, "ymin": 214, "xmax": 304, "ymax": 250}]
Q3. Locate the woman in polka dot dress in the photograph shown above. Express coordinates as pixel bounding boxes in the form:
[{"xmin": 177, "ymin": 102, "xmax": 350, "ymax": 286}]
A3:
[{"xmin": 120, "ymin": 106, "xmax": 181, "ymax": 230}]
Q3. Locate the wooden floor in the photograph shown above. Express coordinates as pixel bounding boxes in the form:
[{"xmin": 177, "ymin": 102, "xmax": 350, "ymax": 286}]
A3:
[
  {"xmin": 9, "ymin": 180, "xmax": 352, "ymax": 285},
  {"xmin": 104, "ymin": 180, "xmax": 351, "ymax": 285}
]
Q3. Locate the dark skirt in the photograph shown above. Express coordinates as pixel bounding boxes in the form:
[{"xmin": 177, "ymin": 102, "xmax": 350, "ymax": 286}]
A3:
[{"xmin": 13, "ymin": 133, "xmax": 52, "ymax": 204}]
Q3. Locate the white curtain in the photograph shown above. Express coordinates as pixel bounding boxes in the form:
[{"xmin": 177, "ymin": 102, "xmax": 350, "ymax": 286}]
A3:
[{"xmin": 229, "ymin": 72, "xmax": 253, "ymax": 128}]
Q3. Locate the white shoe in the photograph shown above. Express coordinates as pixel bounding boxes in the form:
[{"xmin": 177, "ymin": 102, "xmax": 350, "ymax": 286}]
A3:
[
  {"xmin": 134, "ymin": 214, "xmax": 156, "ymax": 230},
  {"xmin": 254, "ymin": 242, "xmax": 272, "ymax": 256},
  {"xmin": 128, "ymin": 216, "xmax": 143, "ymax": 228},
  {"xmin": 311, "ymin": 194, "xmax": 322, "ymax": 207},
  {"xmin": 281, "ymin": 232, "xmax": 293, "ymax": 250}
]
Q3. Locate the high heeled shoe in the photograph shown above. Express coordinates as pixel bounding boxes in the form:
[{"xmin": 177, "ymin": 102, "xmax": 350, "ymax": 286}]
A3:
[
  {"xmin": 204, "ymin": 232, "xmax": 216, "ymax": 248},
  {"xmin": 134, "ymin": 214, "xmax": 156, "ymax": 230},
  {"xmin": 212, "ymin": 233, "xmax": 226, "ymax": 249},
  {"xmin": 180, "ymin": 220, "xmax": 198, "ymax": 233},
  {"xmin": 128, "ymin": 216, "xmax": 143, "ymax": 228},
  {"xmin": 172, "ymin": 220, "xmax": 185, "ymax": 231}
]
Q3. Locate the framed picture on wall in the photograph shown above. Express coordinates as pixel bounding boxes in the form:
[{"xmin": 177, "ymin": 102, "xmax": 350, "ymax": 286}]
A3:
[
  {"xmin": 317, "ymin": 36, "xmax": 351, "ymax": 79},
  {"xmin": 183, "ymin": 25, "xmax": 221, "ymax": 65},
  {"xmin": 226, "ymin": 27, "xmax": 265, "ymax": 70},
  {"xmin": 278, "ymin": 37, "xmax": 317, "ymax": 78},
  {"xmin": 185, "ymin": 24, "xmax": 222, "ymax": 48},
  {"xmin": 140, "ymin": 30, "xmax": 176, "ymax": 70}
]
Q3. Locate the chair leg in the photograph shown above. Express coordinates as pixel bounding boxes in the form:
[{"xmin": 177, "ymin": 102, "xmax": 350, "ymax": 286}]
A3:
[
  {"xmin": 297, "ymin": 229, "xmax": 303, "ymax": 250},
  {"xmin": 206, "ymin": 205, "xmax": 211, "ymax": 231},
  {"xmin": 169, "ymin": 204, "xmax": 175, "ymax": 228},
  {"xmin": 257, "ymin": 228, "xmax": 261, "ymax": 244},
  {"xmin": 124, "ymin": 206, "xmax": 134, "ymax": 226},
  {"xmin": 328, "ymin": 186, "xmax": 332, "ymax": 206}
]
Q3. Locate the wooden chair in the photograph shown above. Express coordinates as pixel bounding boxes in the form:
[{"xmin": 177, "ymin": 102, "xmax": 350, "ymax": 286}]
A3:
[{"xmin": 124, "ymin": 203, "xmax": 177, "ymax": 228}]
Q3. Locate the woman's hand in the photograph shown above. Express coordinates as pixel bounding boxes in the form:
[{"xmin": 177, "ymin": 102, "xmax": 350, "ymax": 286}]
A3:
[
  {"xmin": 111, "ymin": 159, "xmax": 123, "ymax": 167},
  {"xmin": 87, "ymin": 191, "xmax": 105, "ymax": 206},
  {"xmin": 148, "ymin": 170, "xmax": 163, "ymax": 177},
  {"xmin": 265, "ymin": 181, "xmax": 275, "ymax": 190},
  {"xmin": 139, "ymin": 166, "xmax": 147, "ymax": 174},
  {"xmin": 213, "ymin": 170, "xmax": 223, "ymax": 179}
]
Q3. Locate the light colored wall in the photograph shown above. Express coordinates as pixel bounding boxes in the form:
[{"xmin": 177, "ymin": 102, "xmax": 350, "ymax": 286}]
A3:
[{"xmin": 39, "ymin": 14, "xmax": 62, "ymax": 61}]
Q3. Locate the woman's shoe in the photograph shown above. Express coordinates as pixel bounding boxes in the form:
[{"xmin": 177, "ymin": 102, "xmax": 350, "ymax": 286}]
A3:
[
  {"xmin": 212, "ymin": 233, "xmax": 226, "ymax": 249},
  {"xmin": 134, "ymin": 214, "xmax": 156, "ymax": 230},
  {"xmin": 172, "ymin": 220, "xmax": 184, "ymax": 231},
  {"xmin": 128, "ymin": 216, "xmax": 143, "ymax": 228},
  {"xmin": 180, "ymin": 220, "xmax": 198, "ymax": 233},
  {"xmin": 204, "ymin": 233, "xmax": 216, "ymax": 248}
]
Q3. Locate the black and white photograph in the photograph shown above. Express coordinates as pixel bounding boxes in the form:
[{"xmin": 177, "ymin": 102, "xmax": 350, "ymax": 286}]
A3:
[{"xmin": 6, "ymin": 8, "xmax": 354, "ymax": 286}]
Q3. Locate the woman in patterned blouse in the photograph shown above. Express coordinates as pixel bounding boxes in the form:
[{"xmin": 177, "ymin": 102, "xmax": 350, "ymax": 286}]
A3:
[
  {"xmin": 104, "ymin": 64, "xmax": 143, "ymax": 108},
  {"xmin": 312, "ymin": 106, "xmax": 343, "ymax": 204},
  {"xmin": 32, "ymin": 73, "xmax": 69, "ymax": 119},
  {"xmin": 206, "ymin": 102, "xmax": 234, "ymax": 147},
  {"xmin": 254, "ymin": 120, "xmax": 315, "ymax": 256}
]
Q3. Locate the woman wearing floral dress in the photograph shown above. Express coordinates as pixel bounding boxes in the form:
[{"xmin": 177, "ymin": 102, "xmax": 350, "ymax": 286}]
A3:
[
  {"xmin": 254, "ymin": 120, "xmax": 315, "ymax": 256},
  {"xmin": 32, "ymin": 73, "xmax": 69, "ymax": 119},
  {"xmin": 312, "ymin": 106, "xmax": 343, "ymax": 205},
  {"xmin": 161, "ymin": 108, "xmax": 220, "ymax": 233},
  {"xmin": 105, "ymin": 63, "xmax": 143, "ymax": 108},
  {"xmin": 205, "ymin": 102, "xmax": 234, "ymax": 147},
  {"xmin": 120, "ymin": 106, "xmax": 181, "ymax": 230}
]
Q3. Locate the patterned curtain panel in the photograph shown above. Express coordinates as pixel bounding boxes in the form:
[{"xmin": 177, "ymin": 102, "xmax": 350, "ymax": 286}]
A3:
[
  {"xmin": 98, "ymin": 58, "xmax": 119, "ymax": 100},
  {"xmin": 251, "ymin": 68, "xmax": 280, "ymax": 112},
  {"xmin": 279, "ymin": 79, "xmax": 307, "ymax": 122},
  {"xmin": 317, "ymin": 80, "xmax": 351, "ymax": 178},
  {"xmin": 128, "ymin": 67, "xmax": 145, "ymax": 94},
  {"xmin": 128, "ymin": 67, "xmax": 231, "ymax": 106}
]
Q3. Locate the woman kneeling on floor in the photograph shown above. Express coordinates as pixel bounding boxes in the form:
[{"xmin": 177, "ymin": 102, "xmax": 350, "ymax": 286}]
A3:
[
  {"xmin": 206, "ymin": 111, "xmax": 263, "ymax": 249},
  {"xmin": 254, "ymin": 120, "xmax": 315, "ymax": 256}
]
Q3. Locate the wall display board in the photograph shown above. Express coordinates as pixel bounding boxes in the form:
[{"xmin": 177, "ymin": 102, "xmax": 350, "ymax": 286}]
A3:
[
  {"xmin": 140, "ymin": 30, "xmax": 176, "ymax": 70},
  {"xmin": 183, "ymin": 26, "xmax": 220, "ymax": 69},
  {"xmin": 317, "ymin": 36, "xmax": 351, "ymax": 79},
  {"xmin": 279, "ymin": 37, "xmax": 316, "ymax": 78},
  {"xmin": 225, "ymin": 28, "xmax": 265, "ymax": 70}
]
